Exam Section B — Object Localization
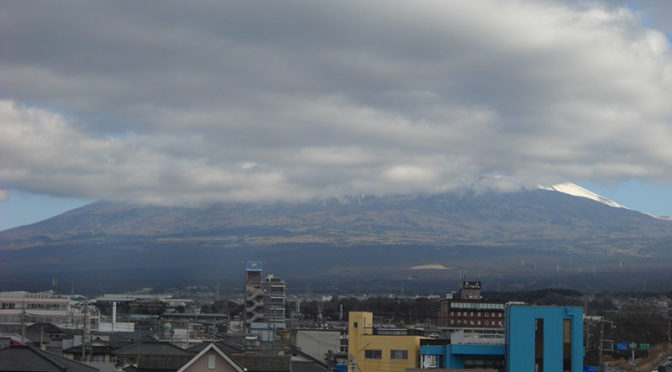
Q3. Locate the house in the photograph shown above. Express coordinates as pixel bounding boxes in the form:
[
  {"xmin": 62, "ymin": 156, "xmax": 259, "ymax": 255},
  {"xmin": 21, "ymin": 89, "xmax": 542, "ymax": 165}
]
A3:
[
  {"xmin": 0, "ymin": 344, "xmax": 99, "ymax": 372},
  {"xmin": 114, "ymin": 340, "xmax": 193, "ymax": 372},
  {"xmin": 25, "ymin": 323, "xmax": 69, "ymax": 353},
  {"xmin": 177, "ymin": 343, "xmax": 244, "ymax": 372},
  {"xmin": 63, "ymin": 336, "xmax": 119, "ymax": 362}
]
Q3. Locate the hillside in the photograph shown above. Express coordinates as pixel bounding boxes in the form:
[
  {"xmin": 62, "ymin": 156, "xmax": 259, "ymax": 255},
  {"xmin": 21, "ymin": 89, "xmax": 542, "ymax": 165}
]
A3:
[{"xmin": 1, "ymin": 189, "xmax": 671, "ymax": 293}]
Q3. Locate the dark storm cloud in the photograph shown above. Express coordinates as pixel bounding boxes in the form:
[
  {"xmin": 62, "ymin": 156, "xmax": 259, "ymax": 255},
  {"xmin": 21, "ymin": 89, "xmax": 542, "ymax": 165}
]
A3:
[{"xmin": 1, "ymin": 0, "xmax": 671, "ymax": 204}]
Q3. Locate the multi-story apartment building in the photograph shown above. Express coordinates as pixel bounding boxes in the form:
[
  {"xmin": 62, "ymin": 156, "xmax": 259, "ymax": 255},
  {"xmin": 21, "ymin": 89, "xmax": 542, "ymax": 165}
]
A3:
[{"xmin": 244, "ymin": 262, "xmax": 286, "ymax": 342}]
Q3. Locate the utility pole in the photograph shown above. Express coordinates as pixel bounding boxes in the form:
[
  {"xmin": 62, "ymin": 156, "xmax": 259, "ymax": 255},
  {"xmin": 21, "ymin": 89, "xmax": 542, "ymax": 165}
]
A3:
[
  {"xmin": 598, "ymin": 321, "xmax": 604, "ymax": 372},
  {"xmin": 81, "ymin": 300, "xmax": 87, "ymax": 361},
  {"xmin": 21, "ymin": 301, "xmax": 26, "ymax": 342}
]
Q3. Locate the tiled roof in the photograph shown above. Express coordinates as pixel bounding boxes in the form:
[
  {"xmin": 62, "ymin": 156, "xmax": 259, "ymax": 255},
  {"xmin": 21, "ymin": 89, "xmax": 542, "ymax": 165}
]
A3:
[
  {"xmin": 0, "ymin": 344, "xmax": 99, "ymax": 372},
  {"xmin": 231, "ymin": 353, "xmax": 291, "ymax": 372},
  {"xmin": 26, "ymin": 323, "xmax": 65, "ymax": 334},
  {"xmin": 114, "ymin": 341, "xmax": 192, "ymax": 356}
]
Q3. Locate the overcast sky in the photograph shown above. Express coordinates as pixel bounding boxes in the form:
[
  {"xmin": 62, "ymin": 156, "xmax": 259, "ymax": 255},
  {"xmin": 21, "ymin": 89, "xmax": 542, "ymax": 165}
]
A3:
[{"xmin": 1, "ymin": 0, "xmax": 672, "ymax": 228}]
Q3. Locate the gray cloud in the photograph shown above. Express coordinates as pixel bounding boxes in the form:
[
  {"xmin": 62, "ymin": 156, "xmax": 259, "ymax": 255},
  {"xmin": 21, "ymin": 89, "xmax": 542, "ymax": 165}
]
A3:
[{"xmin": 1, "ymin": 0, "xmax": 671, "ymax": 204}]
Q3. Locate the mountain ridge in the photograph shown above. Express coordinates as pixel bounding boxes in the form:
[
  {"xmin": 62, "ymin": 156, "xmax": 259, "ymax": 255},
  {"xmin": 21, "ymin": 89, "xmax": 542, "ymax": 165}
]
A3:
[{"xmin": 2, "ymin": 187, "xmax": 671, "ymax": 293}]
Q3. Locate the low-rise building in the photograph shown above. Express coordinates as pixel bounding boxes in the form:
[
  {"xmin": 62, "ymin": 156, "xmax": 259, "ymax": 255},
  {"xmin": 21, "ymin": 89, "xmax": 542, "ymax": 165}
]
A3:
[
  {"xmin": 0, "ymin": 291, "xmax": 97, "ymax": 331},
  {"xmin": 421, "ymin": 305, "xmax": 584, "ymax": 372},
  {"xmin": 347, "ymin": 311, "xmax": 426, "ymax": 372}
]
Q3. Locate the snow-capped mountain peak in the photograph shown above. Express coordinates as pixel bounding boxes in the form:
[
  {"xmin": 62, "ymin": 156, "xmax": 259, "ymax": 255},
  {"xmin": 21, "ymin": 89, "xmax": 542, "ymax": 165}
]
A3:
[{"xmin": 539, "ymin": 182, "xmax": 628, "ymax": 209}]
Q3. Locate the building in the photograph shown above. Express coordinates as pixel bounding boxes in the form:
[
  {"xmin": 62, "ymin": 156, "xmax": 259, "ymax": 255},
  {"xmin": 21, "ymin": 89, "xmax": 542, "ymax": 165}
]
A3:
[
  {"xmin": 0, "ymin": 291, "xmax": 97, "ymax": 332},
  {"xmin": 419, "ymin": 332, "xmax": 505, "ymax": 370},
  {"xmin": 505, "ymin": 305, "xmax": 583, "ymax": 372},
  {"xmin": 114, "ymin": 339, "xmax": 194, "ymax": 372},
  {"xmin": 290, "ymin": 328, "xmax": 346, "ymax": 362},
  {"xmin": 347, "ymin": 311, "xmax": 425, "ymax": 372},
  {"xmin": 420, "ymin": 305, "xmax": 584, "ymax": 372},
  {"xmin": 159, "ymin": 313, "xmax": 229, "ymax": 346},
  {"xmin": 245, "ymin": 262, "xmax": 287, "ymax": 342},
  {"xmin": 436, "ymin": 281, "xmax": 506, "ymax": 333},
  {"xmin": 458, "ymin": 281, "xmax": 482, "ymax": 300}
]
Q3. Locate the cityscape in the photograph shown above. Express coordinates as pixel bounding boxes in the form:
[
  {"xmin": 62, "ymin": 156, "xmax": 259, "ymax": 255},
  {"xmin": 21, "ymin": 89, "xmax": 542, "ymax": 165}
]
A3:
[
  {"xmin": 1, "ymin": 262, "xmax": 672, "ymax": 372},
  {"xmin": 3, "ymin": 1, "xmax": 672, "ymax": 372}
]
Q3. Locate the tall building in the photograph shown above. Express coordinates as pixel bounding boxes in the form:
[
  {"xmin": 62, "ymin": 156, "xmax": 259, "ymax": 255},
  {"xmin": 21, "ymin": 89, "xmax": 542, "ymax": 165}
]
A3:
[
  {"xmin": 244, "ymin": 262, "xmax": 286, "ymax": 342},
  {"xmin": 435, "ymin": 281, "xmax": 506, "ymax": 332}
]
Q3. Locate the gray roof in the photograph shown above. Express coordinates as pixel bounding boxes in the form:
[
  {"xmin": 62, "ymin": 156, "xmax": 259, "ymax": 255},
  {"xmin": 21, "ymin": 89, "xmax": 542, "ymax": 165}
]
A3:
[
  {"xmin": 231, "ymin": 354, "xmax": 291, "ymax": 372},
  {"xmin": 185, "ymin": 341, "xmax": 243, "ymax": 355},
  {"xmin": 0, "ymin": 344, "xmax": 99, "ymax": 372},
  {"xmin": 114, "ymin": 341, "xmax": 192, "ymax": 357},
  {"xmin": 291, "ymin": 361, "xmax": 329, "ymax": 372}
]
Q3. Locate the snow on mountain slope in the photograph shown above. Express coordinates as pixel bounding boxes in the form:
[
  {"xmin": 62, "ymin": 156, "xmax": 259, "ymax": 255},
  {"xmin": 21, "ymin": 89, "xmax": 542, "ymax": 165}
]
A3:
[{"xmin": 540, "ymin": 183, "xmax": 628, "ymax": 209}]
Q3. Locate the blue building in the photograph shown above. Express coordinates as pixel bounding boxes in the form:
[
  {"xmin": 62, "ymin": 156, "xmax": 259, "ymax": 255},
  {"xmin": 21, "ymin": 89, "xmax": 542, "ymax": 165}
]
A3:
[
  {"xmin": 420, "ymin": 305, "xmax": 583, "ymax": 372},
  {"xmin": 506, "ymin": 305, "xmax": 583, "ymax": 372}
]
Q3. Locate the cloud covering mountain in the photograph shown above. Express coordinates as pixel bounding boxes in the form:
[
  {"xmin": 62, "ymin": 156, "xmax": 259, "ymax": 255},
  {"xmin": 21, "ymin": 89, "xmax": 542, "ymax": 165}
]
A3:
[{"xmin": 1, "ymin": 1, "xmax": 672, "ymax": 205}]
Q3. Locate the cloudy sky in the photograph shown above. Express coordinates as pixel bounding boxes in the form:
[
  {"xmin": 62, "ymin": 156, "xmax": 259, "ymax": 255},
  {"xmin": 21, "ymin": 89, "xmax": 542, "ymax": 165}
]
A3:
[{"xmin": 1, "ymin": 0, "xmax": 672, "ymax": 229}]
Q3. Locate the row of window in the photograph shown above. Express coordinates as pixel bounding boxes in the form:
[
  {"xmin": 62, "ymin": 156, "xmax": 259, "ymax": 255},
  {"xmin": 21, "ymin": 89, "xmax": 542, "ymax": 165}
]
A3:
[
  {"xmin": 364, "ymin": 349, "xmax": 408, "ymax": 360},
  {"xmin": 450, "ymin": 311, "xmax": 503, "ymax": 317},
  {"xmin": 450, "ymin": 302, "xmax": 505, "ymax": 310},
  {"xmin": 0, "ymin": 303, "xmax": 67, "ymax": 310},
  {"xmin": 450, "ymin": 319, "xmax": 504, "ymax": 326}
]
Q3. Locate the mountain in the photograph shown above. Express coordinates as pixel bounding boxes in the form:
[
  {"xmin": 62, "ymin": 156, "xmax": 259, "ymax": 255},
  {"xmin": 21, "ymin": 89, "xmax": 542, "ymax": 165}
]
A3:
[
  {"xmin": 1, "ymin": 188, "xmax": 671, "ymax": 293},
  {"xmin": 540, "ymin": 183, "xmax": 627, "ymax": 210}
]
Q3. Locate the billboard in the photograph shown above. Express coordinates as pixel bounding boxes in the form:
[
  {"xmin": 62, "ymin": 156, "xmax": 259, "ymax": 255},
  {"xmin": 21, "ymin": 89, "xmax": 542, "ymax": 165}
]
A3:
[{"xmin": 246, "ymin": 261, "xmax": 263, "ymax": 272}]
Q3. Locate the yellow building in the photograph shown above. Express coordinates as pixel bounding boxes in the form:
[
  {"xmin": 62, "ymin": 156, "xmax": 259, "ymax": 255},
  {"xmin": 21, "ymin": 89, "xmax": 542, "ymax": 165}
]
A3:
[{"xmin": 347, "ymin": 312, "xmax": 425, "ymax": 372}]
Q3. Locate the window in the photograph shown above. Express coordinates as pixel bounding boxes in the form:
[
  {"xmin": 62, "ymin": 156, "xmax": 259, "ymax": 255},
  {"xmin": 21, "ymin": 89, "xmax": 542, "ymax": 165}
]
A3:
[
  {"xmin": 563, "ymin": 319, "xmax": 572, "ymax": 372},
  {"xmin": 208, "ymin": 354, "xmax": 216, "ymax": 369},
  {"xmin": 354, "ymin": 322, "xmax": 358, "ymax": 329},
  {"xmin": 390, "ymin": 350, "xmax": 408, "ymax": 360},
  {"xmin": 535, "ymin": 318, "xmax": 544, "ymax": 372},
  {"xmin": 365, "ymin": 350, "xmax": 382, "ymax": 359}
]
